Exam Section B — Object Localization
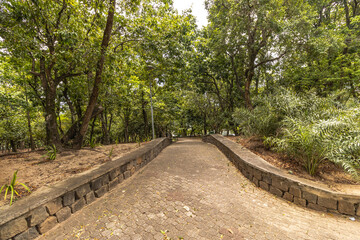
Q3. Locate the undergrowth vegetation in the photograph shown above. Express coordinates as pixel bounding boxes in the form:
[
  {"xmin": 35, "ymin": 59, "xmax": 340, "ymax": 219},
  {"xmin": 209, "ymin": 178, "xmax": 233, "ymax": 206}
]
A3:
[{"xmin": 233, "ymin": 89, "xmax": 360, "ymax": 178}]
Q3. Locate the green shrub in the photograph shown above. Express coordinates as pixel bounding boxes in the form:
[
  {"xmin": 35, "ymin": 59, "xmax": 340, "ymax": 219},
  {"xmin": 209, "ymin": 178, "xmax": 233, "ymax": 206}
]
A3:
[
  {"xmin": 89, "ymin": 138, "xmax": 96, "ymax": 148},
  {"xmin": 265, "ymin": 118, "xmax": 327, "ymax": 175},
  {"xmin": 45, "ymin": 144, "xmax": 57, "ymax": 161},
  {"xmin": 0, "ymin": 170, "xmax": 31, "ymax": 205},
  {"xmin": 233, "ymin": 106, "xmax": 279, "ymax": 137},
  {"xmin": 236, "ymin": 88, "xmax": 360, "ymax": 177}
]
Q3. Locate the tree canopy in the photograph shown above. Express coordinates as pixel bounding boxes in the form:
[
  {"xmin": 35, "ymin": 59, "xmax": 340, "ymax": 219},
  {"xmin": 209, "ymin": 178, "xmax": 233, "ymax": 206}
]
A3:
[{"xmin": 1, "ymin": 0, "xmax": 360, "ymax": 176}]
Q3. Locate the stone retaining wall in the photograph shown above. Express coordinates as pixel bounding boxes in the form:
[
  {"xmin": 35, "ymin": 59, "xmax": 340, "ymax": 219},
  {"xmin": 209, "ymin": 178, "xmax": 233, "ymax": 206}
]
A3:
[
  {"xmin": 204, "ymin": 134, "xmax": 360, "ymax": 217},
  {"xmin": 0, "ymin": 138, "xmax": 171, "ymax": 240}
]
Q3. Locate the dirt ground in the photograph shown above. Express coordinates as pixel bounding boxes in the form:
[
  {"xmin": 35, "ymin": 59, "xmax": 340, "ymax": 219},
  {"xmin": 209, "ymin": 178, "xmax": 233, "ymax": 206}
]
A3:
[
  {"xmin": 0, "ymin": 142, "xmax": 147, "ymax": 207},
  {"xmin": 227, "ymin": 136, "xmax": 360, "ymax": 193}
]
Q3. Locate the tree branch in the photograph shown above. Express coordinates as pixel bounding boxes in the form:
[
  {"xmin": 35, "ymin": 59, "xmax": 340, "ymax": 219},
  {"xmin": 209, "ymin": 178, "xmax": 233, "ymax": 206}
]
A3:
[
  {"xmin": 29, "ymin": 71, "xmax": 41, "ymax": 77},
  {"xmin": 255, "ymin": 51, "xmax": 286, "ymax": 68}
]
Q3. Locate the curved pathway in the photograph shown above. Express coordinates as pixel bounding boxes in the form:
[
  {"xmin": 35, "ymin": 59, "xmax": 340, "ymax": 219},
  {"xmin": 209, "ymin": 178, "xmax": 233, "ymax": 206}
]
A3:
[{"xmin": 39, "ymin": 138, "xmax": 360, "ymax": 240}]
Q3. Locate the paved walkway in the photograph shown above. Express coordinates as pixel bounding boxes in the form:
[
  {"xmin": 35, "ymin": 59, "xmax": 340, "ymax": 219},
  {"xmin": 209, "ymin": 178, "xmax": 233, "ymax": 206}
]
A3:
[{"xmin": 39, "ymin": 139, "xmax": 360, "ymax": 240}]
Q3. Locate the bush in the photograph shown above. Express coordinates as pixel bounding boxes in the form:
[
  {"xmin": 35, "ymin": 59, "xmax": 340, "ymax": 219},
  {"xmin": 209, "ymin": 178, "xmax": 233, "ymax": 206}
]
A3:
[
  {"xmin": 265, "ymin": 118, "xmax": 327, "ymax": 176},
  {"xmin": 235, "ymin": 88, "xmax": 360, "ymax": 177},
  {"xmin": 233, "ymin": 106, "xmax": 279, "ymax": 137}
]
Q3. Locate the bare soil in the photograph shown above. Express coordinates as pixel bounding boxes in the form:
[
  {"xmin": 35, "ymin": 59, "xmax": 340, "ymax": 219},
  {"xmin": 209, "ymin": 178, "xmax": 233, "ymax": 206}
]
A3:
[
  {"xmin": 227, "ymin": 136, "xmax": 360, "ymax": 193},
  {"xmin": 0, "ymin": 142, "xmax": 147, "ymax": 207}
]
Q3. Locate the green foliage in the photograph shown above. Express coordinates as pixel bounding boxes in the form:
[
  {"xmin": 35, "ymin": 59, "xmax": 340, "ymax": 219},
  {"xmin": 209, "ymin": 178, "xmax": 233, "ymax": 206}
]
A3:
[
  {"xmin": 0, "ymin": 170, "xmax": 31, "ymax": 205},
  {"xmin": 89, "ymin": 138, "xmax": 96, "ymax": 149},
  {"xmin": 236, "ymin": 88, "xmax": 360, "ymax": 177},
  {"xmin": 233, "ymin": 107, "xmax": 279, "ymax": 137},
  {"xmin": 45, "ymin": 144, "xmax": 57, "ymax": 161},
  {"xmin": 108, "ymin": 147, "xmax": 114, "ymax": 160},
  {"xmin": 265, "ymin": 119, "xmax": 327, "ymax": 176}
]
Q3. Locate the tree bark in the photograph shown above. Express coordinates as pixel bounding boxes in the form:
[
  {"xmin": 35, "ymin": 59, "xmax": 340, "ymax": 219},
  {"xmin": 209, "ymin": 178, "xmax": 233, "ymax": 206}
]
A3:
[
  {"xmin": 101, "ymin": 113, "xmax": 110, "ymax": 144},
  {"xmin": 90, "ymin": 116, "xmax": 97, "ymax": 143},
  {"xmin": 63, "ymin": 79, "xmax": 77, "ymax": 124},
  {"xmin": 244, "ymin": 77, "xmax": 253, "ymax": 110},
  {"xmin": 203, "ymin": 114, "xmax": 207, "ymax": 135},
  {"xmin": 61, "ymin": 105, "xmax": 104, "ymax": 145},
  {"xmin": 25, "ymin": 95, "xmax": 35, "ymax": 151},
  {"xmin": 141, "ymin": 90, "xmax": 148, "ymax": 139},
  {"xmin": 39, "ymin": 55, "xmax": 63, "ymax": 151},
  {"xmin": 10, "ymin": 140, "xmax": 17, "ymax": 153},
  {"xmin": 73, "ymin": 0, "xmax": 116, "ymax": 149}
]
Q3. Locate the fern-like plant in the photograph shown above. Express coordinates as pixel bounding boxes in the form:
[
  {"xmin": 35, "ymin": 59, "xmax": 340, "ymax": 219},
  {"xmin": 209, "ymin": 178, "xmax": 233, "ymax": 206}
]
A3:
[
  {"xmin": 46, "ymin": 144, "xmax": 57, "ymax": 160},
  {"xmin": 265, "ymin": 117, "xmax": 329, "ymax": 175},
  {"xmin": 108, "ymin": 147, "xmax": 114, "ymax": 160},
  {"xmin": 0, "ymin": 170, "xmax": 31, "ymax": 205},
  {"xmin": 89, "ymin": 138, "xmax": 96, "ymax": 148}
]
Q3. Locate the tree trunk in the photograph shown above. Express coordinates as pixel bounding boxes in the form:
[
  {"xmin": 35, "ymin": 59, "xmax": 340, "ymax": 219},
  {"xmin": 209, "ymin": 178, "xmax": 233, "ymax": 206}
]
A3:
[
  {"xmin": 63, "ymin": 79, "xmax": 77, "ymax": 124},
  {"xmin": 61, "ymin": 105, "xmax": 103, "ymax": 145},
  {"xmin": 73, "ymin": 0, "xmax": 116, "ymax": 149},
  {"xmin": 26, "ymin": 95, "xmax": 35, "ymax": 151},
  {"xmin": 141, "ymin": 90, "xmax": 148, "ymax": 139},
  {"xmin": 10, "ymin": 140, "xmax": 17, "ymax": 153},
  {"xmin": 40, "ymin": 56, "xmax": 62, "ymax": 151},
  {"xmin": 244, "ymin": 78, "xmax": 253, "ymax": 110},
  {"xmin": 101, "ymin": 113, "xmax": 110, "ymax": 144},
  {"xmin": 90, "ymin": 116, "xmax": 97, "ymax": 143},
  {"xmin": 108, "ymin": 113, "xmax": 113, "ymax": 143},
  {"xmin": 124, "ymin": 113, "xmax": 130, "ymax": 143},
  {"xmin": 203, "ymin": 114, "xmax": 207, "ymax": 135}
]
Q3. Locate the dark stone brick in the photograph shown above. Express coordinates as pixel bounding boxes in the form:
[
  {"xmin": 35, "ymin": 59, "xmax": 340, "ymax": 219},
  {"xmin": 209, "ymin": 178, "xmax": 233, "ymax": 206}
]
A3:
[
  {"xmin": 269, "ymin": 186, "xmax": 283, "ymax": 197},
  {"xmin": 85, "ymin": 191, "xmax": 96, "ymax": 204},
  {"xmin": 94, "ymin": 185, "xmax": 108, "ymax": 198},
  {"xmin": 109, "ymin": 178, "xmax": 119, "ymax": 190},
  {"xmin": 0, "ymin": 217, "xmax": 28, "ymax": 240},
  {"xmin": 70, "ymin": 198, "xmax": 86, "ymax": 213},
  {"xmin": 55, "ymin": 207, "xmax": 71, "ymax": 223},
  {"xmin": 46, "ymin": 197, "xmax": 63, "ymax": 215},
  {"xmin": 259, "ymin": 181, "xmax": 269, "ymax": 191},
  {"xmin": 29, "ymin": 206, "xmax": 49, "ymax": 227},
  {"xmin": 118, "ymin": 174, "xmax": 124, "ymax": 183},
  {"xmin": 124, "ymin": 171, "xmax": 131, "ymax": 179},
  {"xmin": 253, "ymin": 169, "xmax": 262, "ymax": 180},
  {"xmin": 109, "ymin": 168, "xmax": 120, "ymax": 181},
  {"xmin": 283, "ymin": 192, "xmax": 294, "ymax": 202},
  {"xmin": 90, "ymin": 177, "xmax": 103, "ymax": 191},
  {"xmin": 317, "ymin": 197, "xmax": 337, "ymax": 210},
  {"xmin": 75, "ymin": 183, "xmax": 91, "ymax": 199},
  {"xmin": 338, "ymin": 200, "xmax": 355, "ymax": 215},
  {"xmin": 91, "ymin": 174, "xmax": 109, "ymax": 191},
  {"xmin": 356, "ymin": 206, "xmax": 360, "ymax": 216},
  {"xmin": 127, "ymin": 161, "xmax": 134, "ymax": 170},
  {"xmin": 302, "ymin": 191, "xmax": 318, "ymax": 204},
  {"xmin": 272, "ymin": 178, "xmax": 290, "ymax": 192},
  {"xmin": 289, "ymin": 186, "xmax": 301, "ymax": 198},
  {"xmin": 252, "ymin": 176, "xmax": 259, "ymax": 187},
  {"xmin": 63, "ymin": 191, "xmax": 75, "ymax": 206},
  {"xmin": 294, "ymin": 197, "xmax": 306, "ymax": 207},
  {"xmin": 37, "ymin": 216, "xmax": 57, "ymax": 234},
  {"xmin": 262, "ymin": 175, "xmax": 272, "ymax": 184},
  {"xmin": 120, "ymin": 163, "xmax": 128, "ymax": 173},
  {"xmin": 307, "ymin": 203, "xmax": 327, "ymax": 212},
  {"xmin": 14, "ymin": 227, "xmax": 39, "ymax": 240},
  {"xmin": 102, "ymin": 174, "xmax": 110, "ymax": 185}
]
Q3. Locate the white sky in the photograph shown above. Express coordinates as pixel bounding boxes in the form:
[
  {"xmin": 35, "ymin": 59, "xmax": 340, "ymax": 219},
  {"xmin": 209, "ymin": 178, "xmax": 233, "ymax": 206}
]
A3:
[{"xmin": 173, "ymin": 0, "xmax": 208, "ymax": 28}]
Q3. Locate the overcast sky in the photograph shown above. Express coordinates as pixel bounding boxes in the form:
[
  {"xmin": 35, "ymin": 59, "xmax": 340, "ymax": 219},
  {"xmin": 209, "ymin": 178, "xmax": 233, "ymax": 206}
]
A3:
[{"xmin": 173, "ymin": 0, "xmax": 208, "ymax": 28}]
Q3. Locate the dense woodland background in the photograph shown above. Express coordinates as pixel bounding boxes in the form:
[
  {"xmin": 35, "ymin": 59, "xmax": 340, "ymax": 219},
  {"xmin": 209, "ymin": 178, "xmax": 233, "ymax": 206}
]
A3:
[{"xmin": 1, "ymin": 0, "xmax": 360, "ymax": 176}]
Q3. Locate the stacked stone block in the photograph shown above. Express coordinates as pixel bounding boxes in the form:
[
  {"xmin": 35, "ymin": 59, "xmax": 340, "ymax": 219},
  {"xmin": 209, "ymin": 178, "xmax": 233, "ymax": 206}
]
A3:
[
  {"xmin": 0, "ymin": 137, "xmax": 171, "ymax": 240},
  {"xmin": 204, "ymin": 134, "xmax": 360, "ymax": 218}
]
